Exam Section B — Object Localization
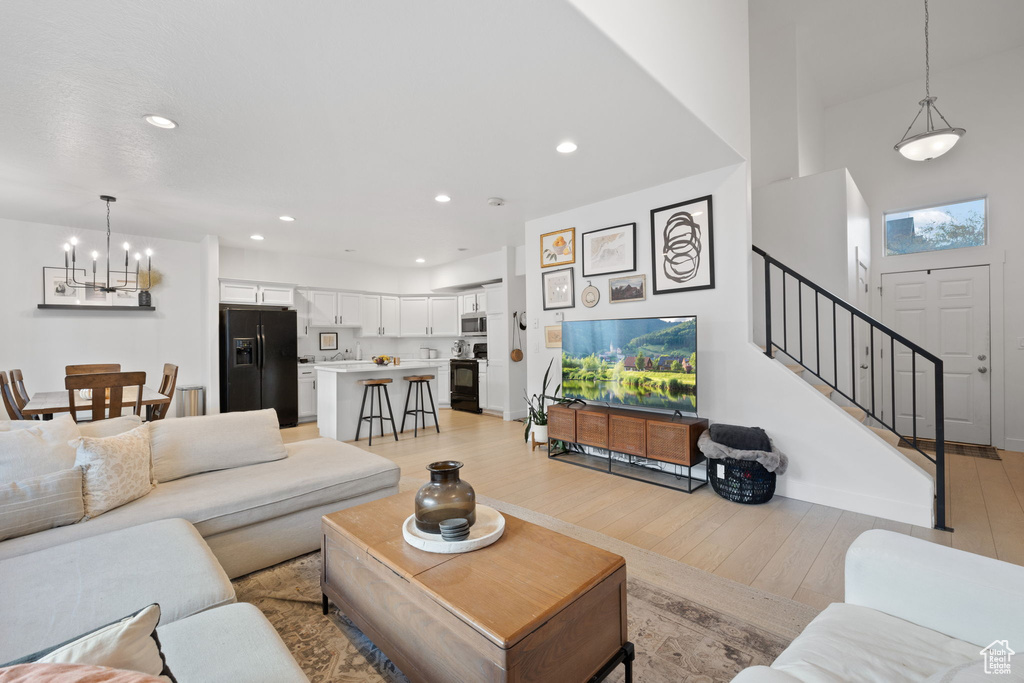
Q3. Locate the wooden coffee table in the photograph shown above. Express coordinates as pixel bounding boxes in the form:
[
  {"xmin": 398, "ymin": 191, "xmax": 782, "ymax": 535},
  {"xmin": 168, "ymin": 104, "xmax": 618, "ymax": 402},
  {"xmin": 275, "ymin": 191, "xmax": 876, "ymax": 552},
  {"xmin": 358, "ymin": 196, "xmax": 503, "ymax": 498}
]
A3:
[{"xmin": 321, "ymin": 491, "xmax": 633, "ymax": 682}]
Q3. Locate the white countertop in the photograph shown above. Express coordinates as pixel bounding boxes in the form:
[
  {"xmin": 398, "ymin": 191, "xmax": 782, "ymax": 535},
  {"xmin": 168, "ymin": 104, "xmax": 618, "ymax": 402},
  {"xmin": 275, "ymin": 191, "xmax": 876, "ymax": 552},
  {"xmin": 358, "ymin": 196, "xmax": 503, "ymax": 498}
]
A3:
[{"xmin": 313, "ymin": 361, "xmax": 441, "ymax": 374}]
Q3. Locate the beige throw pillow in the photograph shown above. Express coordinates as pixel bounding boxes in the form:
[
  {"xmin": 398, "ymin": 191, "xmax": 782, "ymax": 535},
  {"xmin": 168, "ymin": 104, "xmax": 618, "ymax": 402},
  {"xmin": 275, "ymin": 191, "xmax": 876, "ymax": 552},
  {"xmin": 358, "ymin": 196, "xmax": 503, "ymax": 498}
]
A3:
[
  {"xmin": 79, "ymin": 415, "xmax": 143, "ymax": 439},
  {"xmin": 0, "ymin": 415, "xmax": 80, "ymax": 482},
  {"xmin": 73, "ymin": 425, "xmax": 153, "ymax": 519},
  {"xmin": 0, "ymin": 468, "xmax": 85, "ymax": 541}
]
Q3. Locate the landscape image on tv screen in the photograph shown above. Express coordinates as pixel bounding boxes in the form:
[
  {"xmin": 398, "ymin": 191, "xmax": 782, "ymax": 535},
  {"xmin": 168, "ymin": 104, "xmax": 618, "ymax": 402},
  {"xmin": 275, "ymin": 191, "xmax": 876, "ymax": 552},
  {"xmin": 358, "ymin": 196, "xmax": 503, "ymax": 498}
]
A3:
[{"xmin": 561, "ymin": 316, "xmax": 696, "ymax": 412}]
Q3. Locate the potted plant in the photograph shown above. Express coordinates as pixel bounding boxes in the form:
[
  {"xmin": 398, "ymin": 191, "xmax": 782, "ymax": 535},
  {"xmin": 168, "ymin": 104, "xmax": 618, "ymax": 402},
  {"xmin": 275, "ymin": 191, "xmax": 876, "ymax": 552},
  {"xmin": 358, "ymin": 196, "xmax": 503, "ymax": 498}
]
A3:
[{"xmin": 524, "ymin": 359, "xmax": 562, "ymax": 443}]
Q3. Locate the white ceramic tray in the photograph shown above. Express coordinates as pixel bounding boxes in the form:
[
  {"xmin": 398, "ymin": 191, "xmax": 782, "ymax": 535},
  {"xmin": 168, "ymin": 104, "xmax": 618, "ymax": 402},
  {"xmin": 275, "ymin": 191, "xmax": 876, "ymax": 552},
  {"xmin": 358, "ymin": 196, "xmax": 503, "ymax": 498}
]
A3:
[{"xmin": 402, "ymin": 504, "xmax": 505, "ymax": 554}]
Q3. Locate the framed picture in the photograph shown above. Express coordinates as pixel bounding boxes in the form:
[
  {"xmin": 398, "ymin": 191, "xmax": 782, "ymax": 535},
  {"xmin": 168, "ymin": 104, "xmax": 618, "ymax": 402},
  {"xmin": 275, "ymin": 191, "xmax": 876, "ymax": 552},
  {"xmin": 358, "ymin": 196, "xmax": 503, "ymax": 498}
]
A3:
[
  {"xmin": 319, "ymin": 332, "xmax": 338, "ymax": 351},
  {"xmin": 42, "ymin": 268, "xmax": 113, "ymax": 306},
  {"xmin": 540, "ymin": 228, "xmax": 575, "ymax": 268},
  {"xmin": 650, "ymin": 195, "xmax": 714, "ymax": 294},
  {"xmin": 112, "ymin": 287, "xmax": 140, "ymax": 306},
  {"xmin": 542, "ymin": 267, "xmax": 575, "ymax": 310},
  {"xmin": 581, "ymin": 223, "xmax": 636, "ymax": 277},
  {"xmin": 609, "ymin": 274, "xmax": 646, "ymax": 303},
  {"xmin": 544, "ymin": 325, "xmax": 562, "ymax": 348}
]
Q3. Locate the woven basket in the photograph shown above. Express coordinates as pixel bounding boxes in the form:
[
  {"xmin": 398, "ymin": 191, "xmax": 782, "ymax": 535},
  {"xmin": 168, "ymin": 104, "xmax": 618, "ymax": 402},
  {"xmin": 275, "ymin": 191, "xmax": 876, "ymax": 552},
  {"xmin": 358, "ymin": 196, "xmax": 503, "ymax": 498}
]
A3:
[{"xmin": 708, "ymin": 457, "xmax": 776, "ymax": 504}]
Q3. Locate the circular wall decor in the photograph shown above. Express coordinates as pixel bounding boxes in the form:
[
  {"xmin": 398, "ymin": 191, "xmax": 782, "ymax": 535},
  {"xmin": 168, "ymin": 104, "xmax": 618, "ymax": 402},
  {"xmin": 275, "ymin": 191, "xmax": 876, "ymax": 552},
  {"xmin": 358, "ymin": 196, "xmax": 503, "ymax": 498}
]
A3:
[{"xmin": 581, "ymin": 285, "xmax": 600, "ymax": 308}]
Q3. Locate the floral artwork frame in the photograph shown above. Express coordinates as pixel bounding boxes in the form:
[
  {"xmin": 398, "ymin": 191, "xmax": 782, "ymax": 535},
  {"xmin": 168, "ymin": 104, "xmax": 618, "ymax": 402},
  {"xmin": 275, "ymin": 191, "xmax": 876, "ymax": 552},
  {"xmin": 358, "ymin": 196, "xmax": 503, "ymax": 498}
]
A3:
[
  {"xmin": 581, "ymin": 223, "xmax": 636, "ymax": 277},
  {"xmin": 540, "ymin": 228, "xmax": 576, "ymax": 268}
]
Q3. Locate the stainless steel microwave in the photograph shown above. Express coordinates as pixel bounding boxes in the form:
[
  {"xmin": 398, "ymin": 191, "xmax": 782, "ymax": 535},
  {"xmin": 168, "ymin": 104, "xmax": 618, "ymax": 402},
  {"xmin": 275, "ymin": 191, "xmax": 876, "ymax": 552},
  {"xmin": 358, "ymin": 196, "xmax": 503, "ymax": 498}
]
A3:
[{"xmin": 461, "ymin": 313, "xmax": 487, "ymax": 337}]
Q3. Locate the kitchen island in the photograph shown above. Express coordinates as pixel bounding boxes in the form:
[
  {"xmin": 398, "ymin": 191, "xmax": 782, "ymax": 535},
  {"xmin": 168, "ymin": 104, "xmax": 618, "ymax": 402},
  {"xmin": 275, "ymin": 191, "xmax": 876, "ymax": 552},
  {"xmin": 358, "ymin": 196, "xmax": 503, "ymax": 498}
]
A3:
[{"xmin": 316, "ymin": 361, "xmax": 442, "ymax": 442}]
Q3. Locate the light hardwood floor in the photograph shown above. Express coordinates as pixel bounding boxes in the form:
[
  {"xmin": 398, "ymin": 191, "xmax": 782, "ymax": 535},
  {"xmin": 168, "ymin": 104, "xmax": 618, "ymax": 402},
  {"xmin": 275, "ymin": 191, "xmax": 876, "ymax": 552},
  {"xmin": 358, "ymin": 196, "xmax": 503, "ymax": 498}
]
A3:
[{"xmin": 282, "ymin": 410, "xmax": 1024, "ymax": 611}]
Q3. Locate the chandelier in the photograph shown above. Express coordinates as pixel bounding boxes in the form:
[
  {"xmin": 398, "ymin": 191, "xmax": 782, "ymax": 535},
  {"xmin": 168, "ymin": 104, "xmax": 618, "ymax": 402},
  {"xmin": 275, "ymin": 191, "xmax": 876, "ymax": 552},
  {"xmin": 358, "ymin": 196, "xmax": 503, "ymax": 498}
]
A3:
[
  {"xmin": 893, "ymin": 0, "xmax": 965, "ymax": 161},
  {"xmin": 61, "ymin": 195, "xmax": 152, "ymax": 293}
]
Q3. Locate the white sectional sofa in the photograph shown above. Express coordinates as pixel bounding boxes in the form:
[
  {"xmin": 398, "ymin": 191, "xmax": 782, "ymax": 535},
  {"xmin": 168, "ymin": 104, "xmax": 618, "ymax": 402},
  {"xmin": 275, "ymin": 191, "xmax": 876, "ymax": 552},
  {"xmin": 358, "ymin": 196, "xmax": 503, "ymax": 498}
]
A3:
[
  {"xmin": 0, "ymin": 409, "xmax": 401, "ymax": 680},
  {"xmin": 734, "ymin": 530, "xmax": 1024, "ymax": 681}
]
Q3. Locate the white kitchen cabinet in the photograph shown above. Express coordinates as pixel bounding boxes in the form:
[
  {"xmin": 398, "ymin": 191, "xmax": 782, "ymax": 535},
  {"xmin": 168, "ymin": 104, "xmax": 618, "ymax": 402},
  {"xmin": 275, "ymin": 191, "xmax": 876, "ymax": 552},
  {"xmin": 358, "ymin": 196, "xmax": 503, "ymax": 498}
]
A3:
[
  {"xmin": 437, "ymin": 362, "xmax": 451, "ymax": 407},
  {"xmin": 338, "ymin": 293, "xmax": 361, "ymax": 326},
  {"xmin": 380, "ymin": 296, "xmax": 400, "ymax": 337},
  {"xmin": 298, "ymin": 367, "xmax": 317, "ymax": 421},
  {"xmin": 220, "ymin": 281, "xmax": 260, "ymax": 304},
  {"xmin": 360, "ymin": 295, "xmax": 381, "ymax": 336},
  {"xmin": 429, "ymin": 297, "xmax": 459, "ymax": 336},
  {"xmin": 259, "ymin": 285, "xmax": 294, "ymax": 306},
  {"xmin": 475, "ymin": 290, "xmax": 488, "ymax": 314},
  {"xmin": 485, "ymin": 360, "xmax": 506, "ymax": 413},
  {"xmin": 309, "ymin": 291, "xmax": 337, "ymax": 326},
  {"xmin": 400, "ymin": 297, "xmax": 430, "ymax": 336},
  {"xmin": 478, "ymin": 362, "xmax": 488, "ymax": 413},
  {"xmin": 296, "ymin": 289, "xmax": 310, "ymax": 337},
  {"xmin": 460, "ymin": 291, "xmax": 486, "ymax": 315}
]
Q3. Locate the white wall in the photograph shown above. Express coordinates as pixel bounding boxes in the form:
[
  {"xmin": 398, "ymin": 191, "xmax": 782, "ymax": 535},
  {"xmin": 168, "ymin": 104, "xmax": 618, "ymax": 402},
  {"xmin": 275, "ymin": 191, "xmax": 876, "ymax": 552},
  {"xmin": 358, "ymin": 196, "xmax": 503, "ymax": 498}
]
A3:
[
  {"xmin": 751, "ymin": 25, "xmax": 800, "ymax": 188},
  {"xmin": 823, "ymin": 45, "xmax": 1024, "ymax": 450},
  {"xmin": 525, "ymin": 167, "xmax": 935, "ymax": 526},
  {"xmin": 0, "ymin": 218, "xmax": 210, "ymax": 414}
]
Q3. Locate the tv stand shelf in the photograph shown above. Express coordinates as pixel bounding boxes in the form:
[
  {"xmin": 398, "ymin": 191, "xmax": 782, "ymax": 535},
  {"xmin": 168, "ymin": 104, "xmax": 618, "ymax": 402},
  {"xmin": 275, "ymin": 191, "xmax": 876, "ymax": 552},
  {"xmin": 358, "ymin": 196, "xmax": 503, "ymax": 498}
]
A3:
[{"xmin": 546, "ymin": 404, "xmax": 709, "ymax": 493}]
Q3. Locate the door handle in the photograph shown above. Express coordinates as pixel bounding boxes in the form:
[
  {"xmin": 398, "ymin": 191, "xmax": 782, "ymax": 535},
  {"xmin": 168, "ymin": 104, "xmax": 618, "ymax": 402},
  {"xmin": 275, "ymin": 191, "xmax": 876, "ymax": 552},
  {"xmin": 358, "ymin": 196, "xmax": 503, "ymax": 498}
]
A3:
[
  {"xmin": 859, "ymin": 364, "xmax": 869, "ymax": 370},
  {"xmin": 978, "ymin": 366, "xmax": 988, "ymax": 374},
  {"xmin": 978, "ymin": 354, "xmax": 987, "ymax": 361}
]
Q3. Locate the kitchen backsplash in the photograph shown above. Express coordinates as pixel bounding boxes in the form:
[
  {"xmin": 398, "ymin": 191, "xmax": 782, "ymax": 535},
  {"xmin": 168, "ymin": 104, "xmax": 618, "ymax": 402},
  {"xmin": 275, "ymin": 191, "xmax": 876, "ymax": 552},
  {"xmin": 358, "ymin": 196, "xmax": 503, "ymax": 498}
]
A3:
[{"xmin": 298, "ymin": 327, "xmax": 468, "ymax": 361}]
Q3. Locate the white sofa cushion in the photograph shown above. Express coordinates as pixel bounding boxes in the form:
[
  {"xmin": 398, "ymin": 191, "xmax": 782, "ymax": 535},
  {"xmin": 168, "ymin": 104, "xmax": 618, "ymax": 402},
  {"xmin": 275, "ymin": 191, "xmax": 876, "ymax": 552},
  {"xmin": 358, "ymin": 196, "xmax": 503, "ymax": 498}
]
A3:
[
  {"xmin": 0, "ymin": 415, "xmax": 80, "ymax": 482},
  {"xmin": 0, "ymin": 467, "xmax": 84, "ymax": 541},
  {"xmin": 767, "ymin": 603, "xmax": 978, "ymax": 682},
  {"xmin": 149, "ymin": 409, "xmax": 286, "ymax": 483},
  {"xmin": 0, "ymin": 438, "xmax": 400, "ymax": 560},
  {"xmin": 158, "ymin": 603, "xmax": 308, "ymax": 683},
  {"xmin": 0, "ymin": 518, "xmax": 234, "ymax": 663},
  {"xmin": 79, "ymin": 415, "xmax": 143, "ymax": 438},
  {"xmin": 74, "ymin": 425, "xmax": 153, "ymax": 519}
]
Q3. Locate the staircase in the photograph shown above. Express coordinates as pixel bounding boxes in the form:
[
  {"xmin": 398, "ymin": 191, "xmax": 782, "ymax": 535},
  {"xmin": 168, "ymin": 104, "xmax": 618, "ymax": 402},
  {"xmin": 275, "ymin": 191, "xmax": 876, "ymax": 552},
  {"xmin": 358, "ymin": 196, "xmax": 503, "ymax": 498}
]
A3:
[{"xmin": 753, "ymin": 246, "xmax": 951, "ymax": 531}]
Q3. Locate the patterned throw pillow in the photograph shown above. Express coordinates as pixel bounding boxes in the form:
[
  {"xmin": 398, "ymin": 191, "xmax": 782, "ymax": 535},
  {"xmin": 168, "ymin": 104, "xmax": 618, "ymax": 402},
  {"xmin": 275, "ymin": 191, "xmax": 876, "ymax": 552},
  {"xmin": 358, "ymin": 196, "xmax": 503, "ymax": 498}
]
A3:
[{"xmin": 73, "ymin": 425, "xmax": 153, "ymax": 519}]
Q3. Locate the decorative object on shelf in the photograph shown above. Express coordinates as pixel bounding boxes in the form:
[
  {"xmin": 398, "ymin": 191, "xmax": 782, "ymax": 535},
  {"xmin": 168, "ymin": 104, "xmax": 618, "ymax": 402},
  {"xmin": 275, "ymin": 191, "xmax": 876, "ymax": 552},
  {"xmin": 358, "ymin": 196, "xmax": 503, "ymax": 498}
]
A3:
[
  {"xmin": 542, "ymin": 266, "xmax": 575, "ymax": 310},
  {"xmin": 893, "ymin": 0, "xmax": 965, "ymax": 161},
  {"xmin": 524, "ymin": 358, "xmax": 563, "ymax": 443},
  {"xmin": 651, "ymin": 195, "xmax": 714, "ymax": 294},
  {"xmin": 544, "ymin": 325, "xmax": 562, "ymax": 348},
  {"xmin": 540, "ymin": 227, "xmax": 576, "ymax": 268},
  {"xmin": 371, "ymin": 355, "xmax": 392, "ymax": 366},
  {"xmin": 581, "ymin": 281, "xmax": 600, "ymax": 308},
  {"xmin": 697, "ymin": 427, "xmax": 788, "ymax": 505},
  {"xmin": 319, "ymin": 332, "xmax": 338, "ymax": 351},
  {"xmin": 413, "ymin": 461, "xmax": 476, "ymax": 533},
  {"xmin": 51, "ymin": 196, "xmax": 154, "ymax": 299},
  {"xmin": 582, "ymin": 222, "xmax": 636, "ymax": 277},
  {"xmin": 402, "ymin": 504, "xmax": 504, "ymax": 553},
  {"xmin": 608, "ymin": 274, "xmax": 646, "ymax": 303}
]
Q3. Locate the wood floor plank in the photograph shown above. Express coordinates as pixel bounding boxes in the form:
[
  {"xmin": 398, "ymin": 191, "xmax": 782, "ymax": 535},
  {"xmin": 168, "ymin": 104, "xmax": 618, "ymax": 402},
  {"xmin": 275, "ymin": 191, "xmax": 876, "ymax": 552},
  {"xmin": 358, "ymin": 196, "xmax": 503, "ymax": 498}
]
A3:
[
  {"xmin": 910, "ymin": 525, "xmax": 952, "ymax": 547},
  {"xmin": 680, "ymin": 500, "xmax": 778, "ymax": 572},
  {"xmin": 574, "ymin": 485, "xmax": 677, "ymax": 532},
  {"xmin": 1000, "ymin": 449, "xmax": 1024, "ymax": 511},
  {"xmin": 799, "ymin": 509, "xmax": 876, "ymax": 600},
  {"xmin": 751, "ymin": 504, "xmax": 842, "ymax": 598},
  {"xmin": 792, "ymin": 586, "xmax": 833, "ymax": 611},
  {"xmin": 947, "ymin": 454, "xmax": 999, "ymax": 559},
  {"xmin": 650, "ymin": 497, "xmax": 743, "ymax": 561},
  {"xmin": 974, "ymin": 457, "xmax": 1024, "ymax": 565},
  {"xmin": 713, "ymin": 498, "xmax": 812, "ymax": 585}
]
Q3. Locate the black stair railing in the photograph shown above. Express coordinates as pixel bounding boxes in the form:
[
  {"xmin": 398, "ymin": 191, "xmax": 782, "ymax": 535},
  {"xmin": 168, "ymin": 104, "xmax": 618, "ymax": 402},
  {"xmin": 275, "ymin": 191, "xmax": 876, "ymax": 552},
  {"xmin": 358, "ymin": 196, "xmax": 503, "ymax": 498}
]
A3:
[{"xmin": 753, "ymin": 246, "xmax": 950, "ymax": 531}]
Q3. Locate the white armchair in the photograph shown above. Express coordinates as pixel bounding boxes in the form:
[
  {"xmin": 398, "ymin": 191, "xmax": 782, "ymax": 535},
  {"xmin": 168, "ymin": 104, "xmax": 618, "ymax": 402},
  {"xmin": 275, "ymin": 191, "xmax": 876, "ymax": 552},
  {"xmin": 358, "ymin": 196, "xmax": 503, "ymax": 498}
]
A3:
[{"xmin": 734, "ymin": 530, "xmax": 1024, "ymax": 681}]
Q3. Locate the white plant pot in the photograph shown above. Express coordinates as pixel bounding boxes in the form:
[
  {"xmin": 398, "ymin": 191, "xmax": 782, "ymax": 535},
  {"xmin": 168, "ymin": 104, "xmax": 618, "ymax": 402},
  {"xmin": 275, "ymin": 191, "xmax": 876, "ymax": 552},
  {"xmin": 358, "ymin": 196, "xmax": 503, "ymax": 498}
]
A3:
[{"xmin": 530, "ymin": 424, "xmax": 548, "ymax": 443}]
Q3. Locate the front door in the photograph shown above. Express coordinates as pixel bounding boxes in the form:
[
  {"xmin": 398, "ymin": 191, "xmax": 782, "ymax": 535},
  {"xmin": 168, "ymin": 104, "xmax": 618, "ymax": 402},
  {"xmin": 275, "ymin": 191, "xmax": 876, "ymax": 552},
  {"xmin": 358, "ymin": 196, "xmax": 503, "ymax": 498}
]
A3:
[{"xmin": 881, "ymin": 266, "xmax": 991, "ymax": 444}]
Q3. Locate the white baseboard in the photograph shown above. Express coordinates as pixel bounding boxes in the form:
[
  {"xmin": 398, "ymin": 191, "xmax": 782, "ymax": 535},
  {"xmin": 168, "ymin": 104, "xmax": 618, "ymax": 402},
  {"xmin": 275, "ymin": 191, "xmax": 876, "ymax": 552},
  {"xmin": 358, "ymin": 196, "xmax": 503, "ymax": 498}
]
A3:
[
  {"xmin": 1004, "ymin": 437, "xmax": 1024, "ymax": 452},
  {"xmin": 776, "ymin": 477, "xmax": 933, "ymax": 528}
]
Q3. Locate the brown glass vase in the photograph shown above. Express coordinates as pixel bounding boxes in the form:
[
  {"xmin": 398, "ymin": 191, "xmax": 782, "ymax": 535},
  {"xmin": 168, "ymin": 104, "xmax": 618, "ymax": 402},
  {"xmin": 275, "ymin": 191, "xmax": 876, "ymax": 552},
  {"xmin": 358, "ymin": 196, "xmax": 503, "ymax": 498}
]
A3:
[{"xmin": 414, "ymin": 461, "xmax": 476, "ymax": 534}]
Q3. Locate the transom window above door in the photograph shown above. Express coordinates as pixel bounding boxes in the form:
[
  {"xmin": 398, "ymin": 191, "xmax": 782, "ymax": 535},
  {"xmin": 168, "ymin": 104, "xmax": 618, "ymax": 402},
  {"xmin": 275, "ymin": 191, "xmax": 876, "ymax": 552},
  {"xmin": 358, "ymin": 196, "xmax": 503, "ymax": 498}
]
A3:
[{"xmin": 884, "ymin": 198, "xmax": 986, "ymax": 256}]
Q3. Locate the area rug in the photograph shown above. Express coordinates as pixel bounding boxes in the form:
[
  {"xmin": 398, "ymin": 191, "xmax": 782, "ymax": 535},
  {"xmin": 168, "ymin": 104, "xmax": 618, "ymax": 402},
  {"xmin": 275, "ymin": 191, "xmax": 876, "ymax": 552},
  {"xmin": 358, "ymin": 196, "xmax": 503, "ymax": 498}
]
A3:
[
  {"xmin": 234, "ymin": 488, "xmax": 820, "ymax": 682},
  {"xmin": 897, "ymin": 437, "xmax": 1000, "ymax": 460}
]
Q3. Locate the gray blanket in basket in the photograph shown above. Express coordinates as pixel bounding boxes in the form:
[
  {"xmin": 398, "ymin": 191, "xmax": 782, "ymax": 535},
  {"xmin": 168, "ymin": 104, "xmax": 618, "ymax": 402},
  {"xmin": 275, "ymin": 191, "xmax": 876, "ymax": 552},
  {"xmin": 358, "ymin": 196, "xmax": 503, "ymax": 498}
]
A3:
[{"xmin": 697, "ymin": 430, "xmax": 789, "ymax": 475}]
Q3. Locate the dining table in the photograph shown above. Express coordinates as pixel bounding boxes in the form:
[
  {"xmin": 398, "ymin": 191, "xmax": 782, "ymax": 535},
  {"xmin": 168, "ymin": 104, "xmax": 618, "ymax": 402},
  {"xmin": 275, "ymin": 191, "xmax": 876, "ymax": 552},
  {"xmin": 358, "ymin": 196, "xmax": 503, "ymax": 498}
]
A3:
[{"xmin": 22, "ymin": 386, "xmax": 171, "ymax": 420}]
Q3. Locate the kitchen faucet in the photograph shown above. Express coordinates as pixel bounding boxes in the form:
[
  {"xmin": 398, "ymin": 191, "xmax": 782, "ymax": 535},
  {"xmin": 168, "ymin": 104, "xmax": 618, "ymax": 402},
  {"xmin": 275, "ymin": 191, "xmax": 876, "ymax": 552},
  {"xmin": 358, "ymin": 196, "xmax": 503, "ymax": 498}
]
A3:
[{"xmin": 329, "ymin": 352, "xmax": 345, "ymax": 361}]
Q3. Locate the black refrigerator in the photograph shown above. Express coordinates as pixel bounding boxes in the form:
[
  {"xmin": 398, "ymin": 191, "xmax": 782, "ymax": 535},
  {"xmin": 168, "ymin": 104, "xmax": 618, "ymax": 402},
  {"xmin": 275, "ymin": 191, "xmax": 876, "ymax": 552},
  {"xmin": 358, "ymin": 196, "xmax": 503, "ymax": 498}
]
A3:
[{"xmin": 219, "ymin": 308, "xmax": 298, "ymax": 427}]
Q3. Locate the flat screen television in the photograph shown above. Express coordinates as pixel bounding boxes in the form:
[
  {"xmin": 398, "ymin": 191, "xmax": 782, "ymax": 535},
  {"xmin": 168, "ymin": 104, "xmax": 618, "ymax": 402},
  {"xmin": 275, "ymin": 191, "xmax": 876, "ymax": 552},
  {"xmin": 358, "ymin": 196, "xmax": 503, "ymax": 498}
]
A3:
[{"xmin": 561, "ymin": 316, "xmax": 697, "ymax": 413}]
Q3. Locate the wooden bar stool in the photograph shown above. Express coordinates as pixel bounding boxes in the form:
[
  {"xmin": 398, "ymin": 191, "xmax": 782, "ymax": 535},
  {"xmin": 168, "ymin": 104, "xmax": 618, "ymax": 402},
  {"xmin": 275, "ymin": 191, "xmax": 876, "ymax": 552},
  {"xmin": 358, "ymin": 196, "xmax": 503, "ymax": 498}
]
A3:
[
  {"xmin": 355, "ymin": 378, "xmax": 399, "ymax": 446},
  {"xmin": 401, "ymin": 375, "xmax": 440, "ymax": 437}
]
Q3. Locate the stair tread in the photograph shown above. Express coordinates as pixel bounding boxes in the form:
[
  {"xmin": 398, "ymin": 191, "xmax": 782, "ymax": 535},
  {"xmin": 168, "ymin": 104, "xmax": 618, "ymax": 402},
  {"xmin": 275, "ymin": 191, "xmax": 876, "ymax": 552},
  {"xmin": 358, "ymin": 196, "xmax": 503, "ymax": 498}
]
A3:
[
  {"xmin": 813, "ymin": 385, "xmax": 834, "ymax": 397},
  {"xmin": 898, "ymin": 446, "xmax": 937, "ymax": 477},
  {"xmin": 841, "ymin": 406, "xmax": 867, "ymax": 421},
  {"xmin": 869, "ymin": 426, "xmax": 902, "ymax": 447},
  {"xmin": 784, "ymin": 364, "xmax": 804, "ymax": 373}
]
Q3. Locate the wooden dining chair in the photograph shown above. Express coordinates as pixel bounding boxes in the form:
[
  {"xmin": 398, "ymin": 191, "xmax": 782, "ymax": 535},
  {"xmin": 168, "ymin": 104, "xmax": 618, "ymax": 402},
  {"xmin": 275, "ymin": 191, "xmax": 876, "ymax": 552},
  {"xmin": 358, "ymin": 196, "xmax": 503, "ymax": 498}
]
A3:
[
  {"xmin": 0, "ymin": 371, "xmax": 24, "ymax": 420},
  {"xmin": 9, "ymin": 369, "xmax": 39, "ymax": 420},
  {"xmin": 65, "ymin": 364, "xmax": 122, "ymax": 375},
  {"xmin": 65, "ymin": 371, "xmax": 146, "ymax": 422},
  {"xmin": 149, "ymin": 363, "xmax": 178, "ymax": 421}
]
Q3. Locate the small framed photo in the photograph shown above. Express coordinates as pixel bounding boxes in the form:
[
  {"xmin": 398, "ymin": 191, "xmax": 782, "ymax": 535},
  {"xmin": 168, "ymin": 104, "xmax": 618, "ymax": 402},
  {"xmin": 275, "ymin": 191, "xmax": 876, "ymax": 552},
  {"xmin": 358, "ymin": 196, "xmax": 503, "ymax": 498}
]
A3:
[
  {"xmin": 540, "ymin": 228, "xmax": 575, "ymax": 268},
  {"xmin": 544, "ymin": 325, "xmax": 562, "ymax": 348},
  {"xmin": 581, "ymin": 223, "xmax": 636, "ymax": 277},
  {"xmin": 542, "ymin": 267, "xmax": 575, "ymax": 310},
  {"xmin": 42, "ymin": 267, "xmax": 112, "ymax": 306},
  {"xmin": 319, "ymin": 332, "xmax": 338, "ymax": 351},
  {"xmin": 609, "ymin": 274, "xmax": 646, "ymax": 303},
  {"xmin": 651, "ymin": 195, "xmax": 714, "ymax": 294}
]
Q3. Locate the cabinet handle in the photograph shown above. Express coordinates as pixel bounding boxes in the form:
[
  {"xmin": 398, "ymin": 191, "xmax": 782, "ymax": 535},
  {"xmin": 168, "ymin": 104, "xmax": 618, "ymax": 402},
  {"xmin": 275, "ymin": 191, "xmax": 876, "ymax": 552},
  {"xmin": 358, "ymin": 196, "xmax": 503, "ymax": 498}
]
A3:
[
  {"xmin": 261, "ymin": 291, "xmax": 265, "ymax": 303},
  {"xmin": 313, "ymin": 380, "xmax": 316, "ymax": 390}
]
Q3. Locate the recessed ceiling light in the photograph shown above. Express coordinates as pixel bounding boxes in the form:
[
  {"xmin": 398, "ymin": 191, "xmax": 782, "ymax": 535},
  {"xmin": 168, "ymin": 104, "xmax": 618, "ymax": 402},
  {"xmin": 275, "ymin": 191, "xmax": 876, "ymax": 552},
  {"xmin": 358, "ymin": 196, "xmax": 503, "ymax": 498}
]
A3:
[
  {"xmin": 457, "ymin": 247, "xmax": 469, "ymax": 252},
  {"xmin": 144, "ymin": 115, "xmax": 177, "ymax": 129},
  {"xmin": 250, "ymin": 234, "xmax": 264, "ymax": 241},
  {"xmin": 279, "ymin": 215, "xmax": 295, "ymax": 222},
  {"xmin": 415, "ymin": 258, "xmax": 426, "ymax": 263},
  {"xmin": 435, "ymin": 194, "xmax": 451, "ymax": 203},
  {"xmin": 556, "ymin": 141, "xmax": 578, "ymax": 154},
  {"xmin": 344, "ymin": 249, "xmax": 356, "ymax": 252}
]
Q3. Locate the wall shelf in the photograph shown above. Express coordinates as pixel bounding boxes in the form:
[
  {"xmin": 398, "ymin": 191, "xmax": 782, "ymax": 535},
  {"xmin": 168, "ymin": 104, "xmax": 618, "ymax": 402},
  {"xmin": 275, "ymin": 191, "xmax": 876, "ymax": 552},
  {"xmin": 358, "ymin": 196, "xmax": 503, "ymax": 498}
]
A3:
[{"xmin": 37, "ymin": 304, "xmax": 156, "ymax": 311}]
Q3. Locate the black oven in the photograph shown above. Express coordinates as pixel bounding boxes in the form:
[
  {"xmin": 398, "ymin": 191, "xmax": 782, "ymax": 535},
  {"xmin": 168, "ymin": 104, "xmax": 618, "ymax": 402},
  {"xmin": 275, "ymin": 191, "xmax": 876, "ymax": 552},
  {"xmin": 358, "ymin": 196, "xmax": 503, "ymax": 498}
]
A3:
[{"xmin": 450, "ymin": 360, "xmax": 481, "ymax": 413}]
